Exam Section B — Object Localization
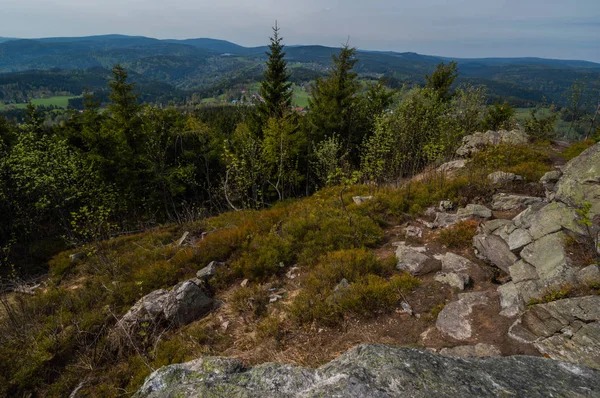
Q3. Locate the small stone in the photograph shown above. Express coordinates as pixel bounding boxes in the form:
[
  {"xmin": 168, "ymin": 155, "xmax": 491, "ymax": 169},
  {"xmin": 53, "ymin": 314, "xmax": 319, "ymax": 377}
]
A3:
[
  {"xmin": 439, "ymin": 200, "xmax": 454, "ymax": 212},
  {"xmin": 437, "ymin": 159, "xmax": 466, "ymax": 173},
  {"xmin": 540, "ymin": 170, "xmax": 562, "ymax": 184},
  {"xmin": 434, "ymin": 252, "xmax": 474, "ymax": 273},
  {"xmin": 509, "ymin": 260, "xmax": 539, "ymax": 283},
  {"xmin": 176, "ymin": 231, "xmax": 190, "ymax": 246},
  {"xmin": 424, "ymin": 207, "xmax": 437, "ymax": 217},
  {"xmin": 221, "ymin": 321, "xmax": 230, "ymax": 330},
  {"xmin": 70, "ymin": 252, "xmax": 85, "ymax": 263},
  {"xmin": 352, "ymin": 196, "xmax": 374, "ymax": 205},
  {"xmin": 404, "ymin": 226, "xmax": 423, "ymax": 238},
  {"xmin": 491, "ymin": 193, "xmax": 544, "ymax": 211},
  {"xmin": 436, "ymin": 292, "xmax": 489, "ymax": 340},
  {"xmin": 479, "ymin": 219, "xmax": 512, "ymax": 235},
  {"xmin": 473, "ymin": 234, "xmax": 518, "ymax": 273},
  {"xmin": 395, "ymin": 243, "xmax": 441, "ymax": 276},
  {"xmin": 400, "ymin": 301, "xmax": 413, "ymax": 315},
  {"xmin": 286, "ymin": 266, "xmax": 299, "ymax": 279},
  {"xmin": 240, "ymin": 279, "xmax": 249, "ymax": 287},
  {"xmin": 439, "ymin": 343, "xmax": 501, "ymax": 358},
  {"xmin": 269, "ymin": 294, "xmax": 282, "ymax": 303},
  {"xmin": 433, "ymin": 212, "xmax": 461, "ymax": 228}
]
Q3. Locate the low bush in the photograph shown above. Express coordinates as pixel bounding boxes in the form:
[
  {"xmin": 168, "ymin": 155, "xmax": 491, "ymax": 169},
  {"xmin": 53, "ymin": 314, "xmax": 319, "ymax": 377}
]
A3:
[
  {"xmin": 437, "ymin": 220, "xmax": 479, "ymax": 249},
  {"xmin": 230, "ymin": 285, "xmax": 270, "ymax": 319},
  {"xmin": 562, "ymin": 139, "xmax": 596, "ymax": 161}
]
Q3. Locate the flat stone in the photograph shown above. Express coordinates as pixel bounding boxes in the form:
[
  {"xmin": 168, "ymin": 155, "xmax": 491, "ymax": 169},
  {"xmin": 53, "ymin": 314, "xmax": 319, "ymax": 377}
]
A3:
[
  {"xmin": 525, "ymin": 202, "xmax": 587, "ymax": 240},
  {"xmin": 436, "ymin": 292, "xmax": 489, "ymax": 340},
  {"xmin": 491, "ymin": 193, "xmax": 544, "ymax": 211},
  {"xmin": 439, "ymin": 343, "xmax": 501, "ymax": 358},
  {"xmin": 434, "ymin": 272, "xmax": 470, "ymax": 290},
  {"xmin": 433, "ymin": 212, "xmax": 461, "ymax": 228},
  {"xmin": 505, "ymin": 228, "xmax": 533, "ymax": 252},
  {"xmin": 520, "ymin": 232, "xmax": 570, "ymax": 281},
  {"xmin": 473, "ymin": 234, "xmax": 518, "ymax": 273},
  {"xmin": 439, "ymin": 200, "xmax": 454, "ymax": 212},
  {"xmin": 134, "ymin": 344, "xmax": 600, "ymax": 398},
  {"xmin": 437, "ymin": 159, "xmax": 467, "ymax": 173}
]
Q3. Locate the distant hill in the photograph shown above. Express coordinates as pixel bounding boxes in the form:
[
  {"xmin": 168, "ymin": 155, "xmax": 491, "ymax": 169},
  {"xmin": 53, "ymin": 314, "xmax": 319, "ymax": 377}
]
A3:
[{"xmin": 0, "ymin": 34, "xmax": 599, "ymax": 107}]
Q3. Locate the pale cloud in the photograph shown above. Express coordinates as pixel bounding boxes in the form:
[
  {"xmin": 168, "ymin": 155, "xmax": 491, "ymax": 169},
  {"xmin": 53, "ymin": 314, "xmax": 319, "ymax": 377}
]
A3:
[{"xmin": 1, "ymin": 0, "xmax": 599, "ymax": 61}]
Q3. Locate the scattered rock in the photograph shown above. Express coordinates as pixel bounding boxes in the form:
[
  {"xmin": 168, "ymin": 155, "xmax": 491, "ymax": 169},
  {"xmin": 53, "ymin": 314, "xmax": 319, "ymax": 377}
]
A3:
[
  {"xmin": 404, "ymin": 225, "xmax": 423, "ymax": 238},
  {"xmin": 269, "ymin": 294, "xmax": 282, "ymax": 303},
  {"xmin": 438, "ymin": 200, "xmax": 454, "ymax": 212},
  {"xmin": 439, "ymin": 343, "xmax": 501, "ymax": 358},
  {"xmin": 240, "ymin": 279, "xmax": 249, "ymax": 287},
  {"xmin": 436, "ymin": 292, "xmax": 489, "ymax": 340},
  {"xmin": 473, "ymin": 234, "xmax": 517, "ymax": 273},
  {"xmin": 457, "ymin": 204, "xmax": 493, "ymax": 219},
  {"xmin": 578, "ymin": 264, "xmax": 600, "ymax": 284},
  {"xmin": 418, "ymin": 219, "xmax": 435, "ymax": 229},
  {"xmin": 509, "ymin": 296, "xmax": 600, "ymax": 370},
  {"xmin": 520, "ymin": 232, "xmax": 571, "ymax": 281},
  {"xmin": 285, "ymin": 267, "xmax": 299, "ymax": 280},
  {"xmin": 352, "ymin": 196, "xmax": 374, "ymax": 205},
  {"xmin": 433, "ymin": 212, "xmax": 461, "ymax": 228},
  {"xmin": 70, "ymin": 252, "xmax": 85, "ymax": 263},
  {"xmin": 508, "ymin": 260, "xmax": 539, "ymax": 283},
  {"xmin": 516, "ymin": 202, "xmax": 586, "ymax": 240},
  {"xmin": 555, "ymin": 142, "xmax": 600, "ymax": 217},
  {"xmin": 488, "ymin": 171, "xmax": 524, "ymax": 185},
  {"xmin": 437, "ymin": 159, "xmax": 466, "ymax": 173},
  {"xmin": 456, "ymin": 130, "xmax": 529, "ymax": 157},
  {"xmin": 491, "ymin": 193, "xmax": 544, "ymax": 211},
  {"xmin": 327, "ymin": 279, "xmax": 350, "ymax": 304},
  {"xmin": 493, "ymin": 226, "xmax": 532, "ymax": 252},
  {"xmin": 196, "ymin": 261, "xmax": 226, "ymax": 280},
  {"xmin": 424, "ymin": 207, "xmax": 437, "ymax": 217},
  {"xmin": 434, "ymin": 272, "xmax": 470, "ymax": 290},
  {"xmin": 134, "ymin": 344, "xmax": 600, "ymax": 398},
  {"xmin": 395, "ymin": 243, "xmax": 441, "ymax": 276}
]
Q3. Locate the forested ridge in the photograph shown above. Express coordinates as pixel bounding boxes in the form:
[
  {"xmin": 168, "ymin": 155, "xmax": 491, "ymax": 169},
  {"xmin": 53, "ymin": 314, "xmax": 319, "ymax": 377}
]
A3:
[{"xmin": 0, "ymin": 26, "xmax": 599, "ymax": 397}]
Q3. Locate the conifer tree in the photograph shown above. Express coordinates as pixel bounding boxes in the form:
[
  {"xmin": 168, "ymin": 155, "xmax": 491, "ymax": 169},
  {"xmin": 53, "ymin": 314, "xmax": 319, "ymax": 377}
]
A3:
[
  {"xmin": 425, "ymin": 61, "xmax": 458, "ymax": 102},
  {"xmin": 258, "ymin": 22, "xmax": 292, "ymax": 121},
  {"xmin": 307, "ymin": 44, "xmax": 359, "ymax": 144}
]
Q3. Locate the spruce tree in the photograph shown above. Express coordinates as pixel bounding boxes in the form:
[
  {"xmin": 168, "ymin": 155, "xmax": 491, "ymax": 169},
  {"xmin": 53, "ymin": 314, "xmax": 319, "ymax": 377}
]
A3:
[
  {"xmin": 258, "ymin": 22, "xmax": 292, "ymax": 121},
  {"xmin": 307, "ymin": 44, "xmax": 359, "ymax": 144}
]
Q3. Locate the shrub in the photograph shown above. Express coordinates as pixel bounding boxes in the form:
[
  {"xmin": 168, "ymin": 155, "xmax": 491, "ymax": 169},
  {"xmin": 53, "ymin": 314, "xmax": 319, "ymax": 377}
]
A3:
[
  {"xmin": 562, "ymin": 139, "xmax": 596, "ymax": 161},
  {"xmin": 437, "ymin": 220, "xmax": 479, "ymax": 249},
  {"xmin": 528, "ymin": 284, "xmax": 574, "ymax": 307},
  {"xmin": 230, "ymin": 285, "xmax": 270, "ymax": 319}
]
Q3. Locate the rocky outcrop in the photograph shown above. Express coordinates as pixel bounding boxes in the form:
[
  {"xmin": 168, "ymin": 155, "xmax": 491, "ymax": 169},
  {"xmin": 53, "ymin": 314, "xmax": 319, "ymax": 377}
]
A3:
[
  {"xmin": 473, "ymin": 234, "xmax": 517, "ymax": 273},
  {"xmin": 196, "ymin": 261, "xmax": 226, "ymax": 280},
  {"xmin": 394, "ymin": 242, "xmax": 441, "ymax": 276},
  {"xmin": 555, "ymin": 142, "xmax": 600, "ymax": 217},
  {"xmin": 437, "ymin": 159, "xmax": 466, "ymax": 173},
  {"xmin": 456, "ymin": 130, "xmax": 529, "ymax": 157},
  {"xmin": 436, "ymin": 291, "xmax": 489, "ymax": 340},
  {"xmin": 508, "ymin": 296, "xmax": 600, "ymax": 370},
  {"xmin": 134, "ymin": 344, "xmax": 600, "ymax": 398},
  {"xmin": 491, "ymin": 193, "xmax": 544, "ymax": 211},
  {"xmin": 115, "ymin": 278, "xmax": 214, "ymax": 335}
]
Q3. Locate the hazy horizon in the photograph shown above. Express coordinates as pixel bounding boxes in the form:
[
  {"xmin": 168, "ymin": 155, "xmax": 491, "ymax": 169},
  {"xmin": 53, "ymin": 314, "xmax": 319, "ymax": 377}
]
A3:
[{"xmin": 2, "ymin": 0, "xmax": 599, "ymax": 62}]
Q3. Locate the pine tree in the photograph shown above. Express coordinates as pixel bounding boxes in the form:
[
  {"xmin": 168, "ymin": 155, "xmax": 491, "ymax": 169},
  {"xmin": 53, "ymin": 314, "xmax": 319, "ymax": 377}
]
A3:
[
  {"xmin": 307, "ymin": 44, "xmax": 359, "ymax": 144},
  {"xmin": 425, "ymin": 61, "xmax": 458, "ymax": 102},
  {"xmin": 258, "ymin": 22, "xmax": 292, "ymax": 121},
  {"xmin": 108, "ymin": 64, "xmax": 141, "ymax": 148}
]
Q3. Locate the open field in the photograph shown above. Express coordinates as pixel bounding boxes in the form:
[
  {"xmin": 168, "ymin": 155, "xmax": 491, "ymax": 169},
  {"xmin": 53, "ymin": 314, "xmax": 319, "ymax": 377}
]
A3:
[{"xmin": 0, "ymin": 95, "xmax": 81, "ymax": 110}]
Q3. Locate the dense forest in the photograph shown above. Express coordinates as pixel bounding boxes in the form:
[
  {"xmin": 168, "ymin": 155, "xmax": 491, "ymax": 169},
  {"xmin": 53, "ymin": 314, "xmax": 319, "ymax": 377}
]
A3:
[{"xmin": 0, "ymin": 26, "xmax": 599, "ymax": 397}]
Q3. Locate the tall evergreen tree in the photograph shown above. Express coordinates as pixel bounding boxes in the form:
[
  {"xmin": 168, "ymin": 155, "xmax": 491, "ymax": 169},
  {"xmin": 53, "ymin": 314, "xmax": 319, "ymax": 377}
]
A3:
[
  {"xmin": 307, "ymin": 44, "xmax": 359, "ymax": 145},
  {"xmin": 258, "ymin": 22, "xmax": 292, "ymax": 122},
  {"xmin": 108, "ymin": 64, "xmax": 141, "ymax": 149},
  {"xmin": 425, "ymin": 61, "xmax": 458, "ymax": 102}
]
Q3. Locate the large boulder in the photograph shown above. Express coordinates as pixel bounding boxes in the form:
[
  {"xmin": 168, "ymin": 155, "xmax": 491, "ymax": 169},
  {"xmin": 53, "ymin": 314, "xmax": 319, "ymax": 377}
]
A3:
[
  {"xmin": 439, "ymin": 343, "xmax": 501, "ymax": 358},
  {"xmin": 456, "ymin": 130, "xmax": 528, "ymax": 157},
  {"xmin": 555, "ymin": 142, "xmax": 600, "ymax": 217},
  {"xmin": 116, "ymin": 278, "xmax": 214, "ymax": 334},
  {"xmin": 508, "ymin": 296, "xmax": 600, "ymax": 370},
  {"xmin": 135, "ymin": 344, "xmax": 600, "ymax": 398}
]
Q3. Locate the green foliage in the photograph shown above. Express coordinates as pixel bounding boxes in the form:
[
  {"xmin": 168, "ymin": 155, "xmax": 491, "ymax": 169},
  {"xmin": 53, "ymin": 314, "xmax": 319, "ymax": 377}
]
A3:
[
  {"xmin": 230, "ymin": 285, "xmax": 270, "ymax": 318},
  {"xmin": 425, "ymin": 61, "xmax": 458, "ymax": 102},
  {"xmin": 524, "ymin": 106, "xmax": 558, "ymax": 141},
  {"xmin": 470, "ymin": 144, "xmax": 552, "ymax": 182},
  {"xmin": 562, "ymin": 139, "xmax": 596, "ymax": 160},
  {"xmin": 483, "ymin": 101, "xmax": 517, "ymax": 131},
  {"xmin": 437, "ymin": 220, "xmax": 479, "ymax": 249},
  {"xmin": 451, "ymin": 84, "xmax": 488, "ymax": 134}
]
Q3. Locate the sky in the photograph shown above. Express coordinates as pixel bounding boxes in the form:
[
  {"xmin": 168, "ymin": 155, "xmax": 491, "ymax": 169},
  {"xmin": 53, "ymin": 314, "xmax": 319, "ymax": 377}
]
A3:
[{"xmin": 2, "ymin": 0, "xmax": 599, "ymax": 62}]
